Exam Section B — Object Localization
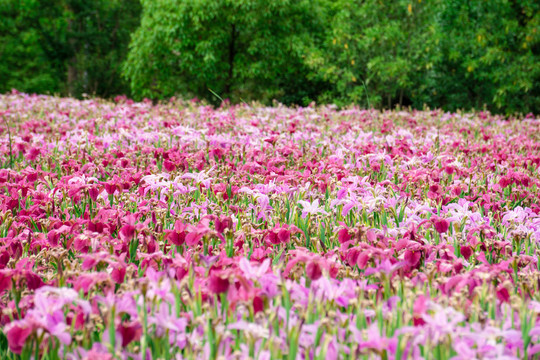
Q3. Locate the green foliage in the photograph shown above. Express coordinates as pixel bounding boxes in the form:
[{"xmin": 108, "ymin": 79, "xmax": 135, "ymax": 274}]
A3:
[
  {"xmin": 306, "ymin": 0, "xmax": 539, "ymax": 114},
  {"xmin": 123, "ymin": 0, "xmax": 330, "ymax": 105},
  {"xmin": 433, "ymin": 0, "xmax": 540, "ymax": 114},
  {"xmin": 305, "ymin": 0, "xmax": 440, "ymax": 109},
  {"xmin": 1, "ymin": 0, "xmax": 538, "ymax": 113},
  {"xmin": 0, "ymin": 0, "xmax": 141, "ymax": 98},
  {"xmin": 0, "ymin": 1, "xmax": 59, "ymax": 95}
]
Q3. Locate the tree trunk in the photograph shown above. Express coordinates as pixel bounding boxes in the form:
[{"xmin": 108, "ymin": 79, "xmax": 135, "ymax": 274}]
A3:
[
  {"xmin": 66, "ymin": 12, "xmax": 78, "ymax": 97},
  {"xmin": 224, "ymin": 24, "xmax": 237, "ymax": 99},
  {"xmin": 67, "ymin": 61, "xmax": 77, "ymax": 97}
]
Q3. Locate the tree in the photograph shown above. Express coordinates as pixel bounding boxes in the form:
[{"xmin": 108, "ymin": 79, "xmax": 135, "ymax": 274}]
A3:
[
  {"xmin": 434, "ymin": 0, "xmax": 539, "ymax": 114},
  {"xmin": 304, "ymin": 0, "xmax": 440, "ymax": 109},
  {"xmin": 0, "ymin": 0, "xmax": 141, "ymax": 98},
  {"xmin": 304, "ymin": 0, "xmax": 539, "ymax": 114},
  {"xmin": 0, "ymin": 0, "xmax": 60, "ymax": 94},
  {"xmin": 123, "ymin": 0, "xmax": 329, "ymax": 105}
]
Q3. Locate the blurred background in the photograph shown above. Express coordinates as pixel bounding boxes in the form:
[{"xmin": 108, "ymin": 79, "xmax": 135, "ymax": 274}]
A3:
[{"xmin": 0, "ymin": 0, "xmax": 538, "ymax": 114}]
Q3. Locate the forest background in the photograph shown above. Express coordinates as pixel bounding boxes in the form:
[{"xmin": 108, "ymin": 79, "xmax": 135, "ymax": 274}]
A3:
[{"xmin": 1, "ymin": 0, "xmax": 538, "ymax": 114}]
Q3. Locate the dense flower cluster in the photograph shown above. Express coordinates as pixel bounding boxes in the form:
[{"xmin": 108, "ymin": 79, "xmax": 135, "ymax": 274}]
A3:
[{"xmin": 0, "ymin": 91, "xmax": 540, "ymax": 359}]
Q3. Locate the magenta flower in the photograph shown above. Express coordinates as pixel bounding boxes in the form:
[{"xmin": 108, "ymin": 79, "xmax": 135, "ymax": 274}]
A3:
[
  {"xmin": 214, "ymin": 215, "xmax": 233, "ymax": 234},
  {"xmin": 266, "ymin": 223, "xmax": 293, "ymax": 245},
  {"xmin": 460, "ymin": 245, "xmax": 473, "ymax": 260},
  {"xmin": 337, "ymin": 228, "xmax": 351, "ymax": 244},
  {"xmin": 163, "ymin": 159, "xmax": 176, "ymax": 172},
  {"xmin": 208, "ymin": 271, "xmax": 230, "ymax": 294},
  {"xmin": 117, "ymin": 321, "xmax": 142, "ymax": 347},
  {"xmin": 306, "ymin": 260, "xmax": 323, "ymax": 280},
  {"xmin": 432, "ymin": 216, "xmax": 450, "ymax": 234},
  {"xmin": 5, "ymin": 321, "xmax": 33, "ymax": 354},
  {"xmin": 165, "ymin": 219, "xmax": 187, "ymax": 246},
  {"xmin": 119, "ymin": 224, "xmax": 136, "ymax": 241}
]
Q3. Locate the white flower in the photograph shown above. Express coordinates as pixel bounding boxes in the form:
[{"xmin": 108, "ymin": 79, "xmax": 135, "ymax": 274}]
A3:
[
  {"xmin": 228, "ymin": 321, "xmax": 269, "ymax": 339},
  {"xmin": 298, "ymin": 199, "xmax": 328, "ymax": 219},
  {"xmin": 239, "ymin": 258, "xmax": 270, "ymax": 281},
  {"xmin": 181, "ymin": 167, "xmax": 214, "ymax": 187}
]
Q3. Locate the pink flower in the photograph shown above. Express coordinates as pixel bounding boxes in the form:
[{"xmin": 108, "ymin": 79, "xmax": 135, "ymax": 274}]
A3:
[
  {"xmin": 432, "ymin": 216, "xmax": 449, "ymax": 234},
  {"xmin": 413, "ymin": 295, "xmax": 427, "ymax": 326},
  {"xmin": 47, "ymin": 229, "xmax": 60, "ymax": 246},
  {"xmin": 266, "ymin": 224, "xmax": 292, "ymax": 245},
  {"xmin": 110, "ymin": 265, "xmax": 126, "ymax": 284},
  {"xmin": 215, "ymin": 215, "xmax": 233, "ymax": 234},
  {"xmin": 5, "ymin": 321, "xmax": 33, "ymax": 354},
  {"xmin": 104, "ymin": 182, "xmax": 117, "ymax": 195},
  {"xmin": 185, "ymin": 217, "xmax": 215, "ymax": 247},
  {"xmin": 460, "ymin": 245, "xmax": 473, "ymax": 260},
  {"xmin": 496, "ymin": 286, "xmax": 510, "ymax": 303},
  {"xmin": 337, "ymin": 228, "xmax": 351, "ymax": 244},
  {"xmin": 298, "ymin": 199, "xmax": 328, "ymax": 219},
  {"xmin": 163, "ymin": 160, "xmax": 176, "ymax": 172},
  {"xmin": 119, "ymin": 224, "xmax": 136, "ymax": 241},
  {"xmin": 253, "ymin": 296, "xmax": 264, "ymax": 314},
  {"xmin": 404, "ymin": 250, "xmax": 421, "ymax": 268},
  {"xmin": 44, "ymin": 310, "xmax": 71, "ymax": 345},
  {"xmin": 306, "ymin": 260, "xmax": 323, "ymax": 280},
  {"xmin": 117, "ymin": 321, "xmax": 142, "ymax": 347},
  {"xmin": 239, "ymin": 258, "xmax": 270, "ymax": 281},
  {"xmin": 365, "ymin": 259, "xmax": 404, "ymax": 276},
  {"xmin": 208, "ymin": 271, "xmax": 229, "ymax": 294},
  {"xmin": 0, "ymin": 270, "xmax": 12, "ymax": 292},
  {"xmin": 165, "ymin": 220, "xmax": 187, "ymax": 246}
]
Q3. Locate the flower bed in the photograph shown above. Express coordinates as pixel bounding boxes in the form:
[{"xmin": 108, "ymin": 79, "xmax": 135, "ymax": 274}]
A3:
[{"xmin": 0, "ymin": 92, "xmax": 539, "ymax": 359}]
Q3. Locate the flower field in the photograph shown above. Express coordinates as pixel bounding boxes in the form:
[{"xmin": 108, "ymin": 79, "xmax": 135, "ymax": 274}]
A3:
[{"xmin": 1, "ymin": 91, "xmax": 540, "ymax": 359}]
